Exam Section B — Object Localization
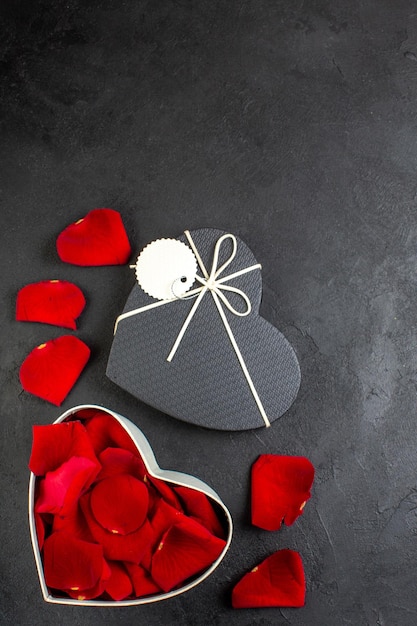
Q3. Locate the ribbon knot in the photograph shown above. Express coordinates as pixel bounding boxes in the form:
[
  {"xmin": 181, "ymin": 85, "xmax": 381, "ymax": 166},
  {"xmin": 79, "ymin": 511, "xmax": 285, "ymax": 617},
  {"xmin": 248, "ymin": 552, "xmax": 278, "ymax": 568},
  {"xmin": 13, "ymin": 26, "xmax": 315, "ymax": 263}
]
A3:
[
  {"xmin": 187, "ymin": 232, "xmax": 253, "ymax": 318},
  {"xmin": 114, "ymin": 230, "xmax": 271, "ymax": 427}
]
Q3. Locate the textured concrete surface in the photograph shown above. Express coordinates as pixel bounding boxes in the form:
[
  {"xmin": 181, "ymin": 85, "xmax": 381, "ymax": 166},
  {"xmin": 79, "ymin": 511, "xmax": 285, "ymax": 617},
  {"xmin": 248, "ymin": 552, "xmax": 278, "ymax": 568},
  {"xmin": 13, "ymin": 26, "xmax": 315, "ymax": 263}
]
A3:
[{"xmin": 1, "ymin": 1, "xmax": 417, "ymax": 624}]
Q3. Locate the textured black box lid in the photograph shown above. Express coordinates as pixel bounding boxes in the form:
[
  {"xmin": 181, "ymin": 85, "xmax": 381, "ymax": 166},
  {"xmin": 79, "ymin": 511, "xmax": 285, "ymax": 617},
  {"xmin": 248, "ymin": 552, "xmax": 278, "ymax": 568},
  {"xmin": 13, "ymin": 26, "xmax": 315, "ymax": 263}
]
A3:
[{"xmin": 107, "ymin": 228, "xmax": 300, "ymax": 430}]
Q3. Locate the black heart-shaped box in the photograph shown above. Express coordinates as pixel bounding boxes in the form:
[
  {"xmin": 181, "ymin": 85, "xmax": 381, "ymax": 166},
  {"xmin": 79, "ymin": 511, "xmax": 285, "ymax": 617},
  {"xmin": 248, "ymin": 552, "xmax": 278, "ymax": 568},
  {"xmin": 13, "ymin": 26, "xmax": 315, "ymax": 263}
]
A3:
[{"xmin": 107, "ymin": 228, "xmax": 300, "ymax": 430}]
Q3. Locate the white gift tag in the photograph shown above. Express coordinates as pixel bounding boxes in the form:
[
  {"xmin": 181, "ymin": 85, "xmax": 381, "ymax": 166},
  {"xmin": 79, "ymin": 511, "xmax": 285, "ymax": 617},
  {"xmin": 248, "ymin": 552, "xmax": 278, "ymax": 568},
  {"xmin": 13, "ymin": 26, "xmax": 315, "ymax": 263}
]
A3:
[{"xmin": 134, "ymin": 238, "xmax": 197, "ymax": 300}]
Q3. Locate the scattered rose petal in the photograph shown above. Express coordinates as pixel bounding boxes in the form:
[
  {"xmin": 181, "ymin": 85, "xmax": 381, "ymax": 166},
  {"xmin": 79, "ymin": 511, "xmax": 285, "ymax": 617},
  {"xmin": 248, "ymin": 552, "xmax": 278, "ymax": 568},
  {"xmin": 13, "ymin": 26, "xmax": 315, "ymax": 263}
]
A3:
[
  {"xmin": 29, "ymin": 421, "xmax": 99, "ymax": 476},
  {"xmin": 90, "ymin": 474, "xmax": 148, "ymax": 535},
  {"xmin": 231, "ymin": 550, "xmax": 305, "ymax": 609},
  {"xmin": 20, "ymin": 336, "xmax": 90, "ymax": 406},
  {"xmin": 105, "ymin": 562, "xmax": 133, "ymax": 601},
  {"xmin": 16, "ymin": 280, "xmax": 86, "ymax": 329},
  {"xmin": 80, "ymin": 492, "xmax": 154, "ymax": 563},
  {"xmin": 56, "ymin": 208, "xmax": 131, "ymax": 266},
  {"xmin": 151, "ymin": 518, "xmax": 227, "ymax": 592},
  {"xmin": 35, "ymin": 456, "xmax": 100, "ymax": 516},
  {"xmin": 174, "ymin": 485, "xmax": 225, "ymax": 538},
  {"xmin": 43, "ymin": 532, "xmax": 109, "ymax": 597},
  {"xmin": 125, "ymin": 564, "xmax": 161, "ymax": 598},
  {"xmin": 251, "ymin": 455, "xmax": 315, "ymax": 530}
]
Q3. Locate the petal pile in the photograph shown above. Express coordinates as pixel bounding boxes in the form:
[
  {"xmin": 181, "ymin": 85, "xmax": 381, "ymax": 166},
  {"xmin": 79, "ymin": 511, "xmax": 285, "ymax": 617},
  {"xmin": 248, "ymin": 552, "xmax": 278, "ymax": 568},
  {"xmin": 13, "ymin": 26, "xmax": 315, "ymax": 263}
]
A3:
[
  {"xmin": 56, "ymin": 208, "xmax": 131, "ymax": 266},
  {"xmin": 251, "ymin": 455, "xmax": 315, "ymax": 531},
  {"xmin": 30, "ymin": 408, "xmax": 227, "ymax": 602},
  {"xmin": 232, "ymin": 550, "xmax": 306, "ymax": 608},
  {"xmin": 16, "ymin": 280, "xmax": 86, "ymax": 329},
  {"xmin": 19, "ymin": 336, "xmax": 90, "ymax": 405}
]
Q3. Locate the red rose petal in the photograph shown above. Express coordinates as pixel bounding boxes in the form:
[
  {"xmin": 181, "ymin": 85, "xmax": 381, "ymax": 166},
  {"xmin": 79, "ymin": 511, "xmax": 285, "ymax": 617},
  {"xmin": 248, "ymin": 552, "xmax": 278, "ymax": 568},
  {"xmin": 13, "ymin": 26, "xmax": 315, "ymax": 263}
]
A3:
[
  {"xmin": 97, "ymin": 447, "xmax": 146, "ymax": 482},
  {"xmin": 34, "ymin": 511, "xmax": 46, "ymax": 551},
  {"xmin": 147, "ymin": 475, "xmax": 182, "ymax": 511},
  {"xmin": 125, "ymin": 564, "xmax": 161, "ymax": 598},
  {"xmin": 139, "ymin": 545, "xmax": 153, "ymax": 572},
  {"xmin": 82, "ymin": 412, "xmax": 140, "ymax": 456},
  {"xmin": 53, "ymin": 502, "xmax": 94, "ymax": 542},
  {"xmin": 151, "ymin": 518, "xmax": 227, "ymax": 592},
  {"xmin": 29, "ymin": 421, "xmax": 99, "ymax": 476},
  {"xmin": 105, "ymin": 562, "xmax": 133, "ymax": 601},
  {"xmin": 80, "ymin": 493, "xmax": 154, "ymax": 563},
  {"xmin": 56, "ymin": 208, "xmax": 131, "ymax": 266},
  {"xmin": 90, "ymin": 474, "xmax": 148, "ymax": 535},
  {"xmin": 20, "ymin": 336, "xmax": 90, "ymax": 406},
  {"xmin": 251, "ymin": 455, "xmax": 315, "ymax": 531},
  {"xmin": 174, "ymin": 485, "xmax": 225, "ymax": 538},
  {"xmin": 66, "ymin": 560, "xmax": 111, "ymax": 601},
  {"xmin": 231, "ymin": 550, "xmax": 306, "ymax": 608},
  {"xmin": 144, "ymin": 476, "xmax": 161, "ymax": 517},
  {"xmin": 35, "ymin": 456, "xmax": 100, "ymax": 516},
  {"xmin": 149, "ymin": 498, "xmax": 185, "ymax": 548},
  {"xmin": 74, "ymin": 408, "xmax": 102, "ymax": 420},
  {"xmin": 16, "ymin": 280, "xmax": 86, "ymax": 329},
  {"xmin": 43, "ymin": 531, "xmax": 106, "ymax": 593}
]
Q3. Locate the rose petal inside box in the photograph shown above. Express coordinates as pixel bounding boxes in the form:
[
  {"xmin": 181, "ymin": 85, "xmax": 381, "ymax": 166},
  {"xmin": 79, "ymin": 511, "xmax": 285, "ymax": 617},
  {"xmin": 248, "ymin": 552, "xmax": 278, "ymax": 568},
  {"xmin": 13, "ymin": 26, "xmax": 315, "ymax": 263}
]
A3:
[{"xmin": 28, "ymin": 405, "xmax": 232, "ymax": 606}]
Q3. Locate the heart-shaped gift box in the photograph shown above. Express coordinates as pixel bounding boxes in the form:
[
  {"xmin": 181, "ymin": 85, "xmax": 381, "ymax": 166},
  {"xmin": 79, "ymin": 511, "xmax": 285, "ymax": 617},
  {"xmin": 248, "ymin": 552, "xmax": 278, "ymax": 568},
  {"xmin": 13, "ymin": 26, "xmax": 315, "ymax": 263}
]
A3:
[
  {"xmin": 107, "ymin": 228, "xmax": 301, "ymax": 430},
  {"xmin": 29, "ymin": 405, "xmax": 232, "ymax": 606}
]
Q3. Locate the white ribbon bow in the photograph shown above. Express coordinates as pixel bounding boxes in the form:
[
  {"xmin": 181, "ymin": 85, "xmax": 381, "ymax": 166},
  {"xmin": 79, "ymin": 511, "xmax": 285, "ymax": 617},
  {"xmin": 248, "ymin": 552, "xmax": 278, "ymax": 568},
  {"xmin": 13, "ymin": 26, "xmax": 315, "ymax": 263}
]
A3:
[{"xmin": 114, "ymin": 231, "xmax": 271, "ymax": 427}]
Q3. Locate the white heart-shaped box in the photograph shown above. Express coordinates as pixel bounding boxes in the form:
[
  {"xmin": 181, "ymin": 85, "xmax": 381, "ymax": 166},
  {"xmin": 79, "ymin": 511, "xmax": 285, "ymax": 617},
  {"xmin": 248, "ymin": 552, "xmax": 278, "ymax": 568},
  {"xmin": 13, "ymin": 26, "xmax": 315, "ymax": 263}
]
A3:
[{"xmin": 28, "ymin": 404, "xmax": 233, "ymax": 606}]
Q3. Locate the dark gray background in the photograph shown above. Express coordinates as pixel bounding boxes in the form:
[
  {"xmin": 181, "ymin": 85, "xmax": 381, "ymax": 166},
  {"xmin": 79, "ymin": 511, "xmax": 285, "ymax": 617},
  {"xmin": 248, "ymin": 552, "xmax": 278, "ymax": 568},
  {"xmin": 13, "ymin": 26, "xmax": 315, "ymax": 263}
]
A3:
[{"xmin": 1, "ymin": 1, "xmax": 416, "ymax": 624}]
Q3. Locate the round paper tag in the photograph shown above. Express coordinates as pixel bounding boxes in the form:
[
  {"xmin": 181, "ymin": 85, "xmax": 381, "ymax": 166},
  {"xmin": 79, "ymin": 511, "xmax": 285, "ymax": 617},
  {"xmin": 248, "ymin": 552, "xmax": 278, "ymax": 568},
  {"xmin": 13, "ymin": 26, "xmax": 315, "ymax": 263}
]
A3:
[{"xmin": 134, "ymin": 238, "xmax": 197, "ymax": 300}]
